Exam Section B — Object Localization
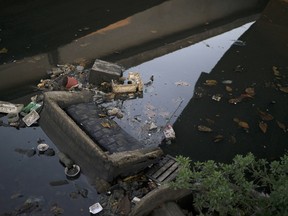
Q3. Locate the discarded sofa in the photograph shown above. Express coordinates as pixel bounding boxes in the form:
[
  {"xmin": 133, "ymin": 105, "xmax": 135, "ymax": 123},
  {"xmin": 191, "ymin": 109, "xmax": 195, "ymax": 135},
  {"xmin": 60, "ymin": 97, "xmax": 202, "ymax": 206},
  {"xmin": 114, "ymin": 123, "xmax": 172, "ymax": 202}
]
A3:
[{"xmin": 40, "ymin": 91, "xmax": 163, "ymax": 182}]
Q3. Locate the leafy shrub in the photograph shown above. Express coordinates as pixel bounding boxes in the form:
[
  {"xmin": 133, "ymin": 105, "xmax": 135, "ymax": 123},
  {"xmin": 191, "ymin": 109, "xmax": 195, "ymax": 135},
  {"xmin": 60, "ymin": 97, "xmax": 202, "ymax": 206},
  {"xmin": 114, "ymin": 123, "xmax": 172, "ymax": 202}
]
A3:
[{"xmin": 170, "ymin": 153, "xmax": 288, "ymax": 215}]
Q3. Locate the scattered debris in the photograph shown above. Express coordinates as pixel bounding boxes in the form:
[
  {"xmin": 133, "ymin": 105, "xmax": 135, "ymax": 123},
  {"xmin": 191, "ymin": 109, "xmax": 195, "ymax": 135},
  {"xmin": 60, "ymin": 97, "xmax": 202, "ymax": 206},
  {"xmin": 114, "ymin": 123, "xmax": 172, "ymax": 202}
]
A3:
[
  {"xmin": 245, "ymin": 87, "xmax": 255, "ymax": 96},
  {"xmin": 213, "ymin": 135, "xmax": 224, "ymax": 143},
  {"xmin": 50, "ymin": 204, "xmax": 64, "ymax": 215},
  {"xmin": 197, "ymin": 125, "xmax": 213, "ymax": 132},
  {"xmin": 132, "ymin": 197, "xmax": 141, "ymax": 204},
  {"xmin": 232, "ymin": 40, "xmax": 246, "ymax": 46},
  {"xmin": 89, "ymin": 202, "xmax": 103, "ymax": 214},
  {"xmin": 229, "ymin": 94, "xmax": 253, "ymax": 104},
  {"xmin": 259, "ymin": 121, "xmax": 268, "ymax": 133},
  {"xmin": 225, "ymin": 85, "xmax": 233, "ymax": 92},
  {"xmin": 144, "ymin": 75, "xmax": 154, "ymax": 86},
  {"xmin": 90, "ymin": 59, "xmax": 123, "ymax": 86},
  {"xmin": 276, "ymin": 120, "xmax": 286, "ymax": 132},
  {"xmin": 22, "ymin": 109, "xmax": 40, "ymax": 126},
  {"xmin": 37, "ymin": 143, "xmax": 49, "ymax": 152},
  {"xmin": 279, "ymin": 86, "xmax": 288, "ymax": 93},
  {"xmin": 112, "ymin": 72, "xmax": 143, "ymax": 94},
  {"xmin": 234, "ymin": 65, "xmax": 244, "ymax": 73},
  {"xmin": 107, "ymin": 107, "xmax": 123, "ymax": 118},
  {"xmin": 257, "ymin": 108, "xmax": 274, "ymax": 121},
  {"xmin": 212, "ymin": 94, "xmax": 221, "ymax": 101},
  {"xmin": 101, "ymin": 121, "xmax": 111, "ymax": 128},
  {"xmin": 63, "ymin": 76, "xmax": 79, "ymax": 89},
  {"xmin": 204, "ymin": 79, "xmax": 217, "ymax": 86},
  {"xmin": 272, "ymin": 66, "xmax": 281, "ymax": 77},
  {"xmin": 149, "ymin": 122, "xmax": 158, "ymax": 131},
  {"xmin": 0, "ymin": 101, "xmax": 23, "ymax": 114},
  {"xmin": 65, "ymin": 164, "xmax": 81, "ymax": 178},
  {"xmin": 175, "ymin": 81, "xmax": 190, "ymax": 86},
  {"xmin": 233, "ymin": 118, "xmax": 249, "ymax": 130},
  {"xmin": 163, "ymin": 125, "xmax": 176, "ymax": 140},
  {"xmin": 222, "ymin": 80, "xmax": 233, "ymax": 84}
]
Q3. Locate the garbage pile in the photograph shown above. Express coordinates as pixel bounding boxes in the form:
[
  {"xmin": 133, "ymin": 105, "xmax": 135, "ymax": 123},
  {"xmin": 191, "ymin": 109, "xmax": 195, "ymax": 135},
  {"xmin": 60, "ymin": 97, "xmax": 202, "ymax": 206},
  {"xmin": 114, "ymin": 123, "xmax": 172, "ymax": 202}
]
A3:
[
  {"xmin": 35, "ymin": 58, "xmax": 176, "ymax": 145},
  {"xmin": 92, "ymin": 173, "xmax": 158, "ymax": 216},
  {"xmin": 0, "ymin": 94, "xmax": 43, "ymax": 128}
]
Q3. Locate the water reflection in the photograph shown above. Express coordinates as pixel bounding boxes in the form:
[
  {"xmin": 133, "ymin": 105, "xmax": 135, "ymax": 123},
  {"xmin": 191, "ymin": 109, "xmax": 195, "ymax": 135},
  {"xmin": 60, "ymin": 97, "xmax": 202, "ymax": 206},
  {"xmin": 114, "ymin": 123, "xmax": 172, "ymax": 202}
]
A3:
[{"xmin": 114, "ymin": 22, "xmax": 254, "ymax": 145}]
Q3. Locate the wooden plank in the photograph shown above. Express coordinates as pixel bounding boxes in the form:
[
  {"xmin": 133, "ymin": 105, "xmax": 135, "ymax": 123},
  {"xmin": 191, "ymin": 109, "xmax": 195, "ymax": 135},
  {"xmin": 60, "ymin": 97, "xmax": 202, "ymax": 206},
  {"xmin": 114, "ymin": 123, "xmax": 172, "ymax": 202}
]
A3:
[
  {"xmin": 151, "ymin": 159, "xmax": 175, "ymax": 179},
  {"xmin": 145, "ymin": 156, "xmax": 169, "ymax": 176},
  {"xmin": 157, "ymin": 162, "xmax": 179, "ymax": 182},
  {"xmin": 163, "ymin": 167, "xmax": 179, "ymax": 183}
]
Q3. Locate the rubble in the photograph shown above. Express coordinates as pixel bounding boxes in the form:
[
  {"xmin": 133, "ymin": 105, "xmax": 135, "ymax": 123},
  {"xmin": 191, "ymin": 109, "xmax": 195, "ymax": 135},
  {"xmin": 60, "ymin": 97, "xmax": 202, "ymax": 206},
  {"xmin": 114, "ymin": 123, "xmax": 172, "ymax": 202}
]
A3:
[
  {"xmin": 89, "ymin": 59, "xmax": 123, "ymax": 86},
  {"xmin": 0, "ymin": 101, "xmax": 23, "ymax": 114},
  {"xmin": 112, "ymin": 72, "xmax": 143, "ymax": 94}
]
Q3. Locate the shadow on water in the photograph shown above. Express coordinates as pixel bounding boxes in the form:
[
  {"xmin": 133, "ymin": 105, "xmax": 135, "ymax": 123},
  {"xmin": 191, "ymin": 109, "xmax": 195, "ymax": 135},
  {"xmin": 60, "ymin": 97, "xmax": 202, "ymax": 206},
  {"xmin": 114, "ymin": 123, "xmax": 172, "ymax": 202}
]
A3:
[{"xmin": 0, "ymin": 0, "xmax": 166, "ymax": 64}]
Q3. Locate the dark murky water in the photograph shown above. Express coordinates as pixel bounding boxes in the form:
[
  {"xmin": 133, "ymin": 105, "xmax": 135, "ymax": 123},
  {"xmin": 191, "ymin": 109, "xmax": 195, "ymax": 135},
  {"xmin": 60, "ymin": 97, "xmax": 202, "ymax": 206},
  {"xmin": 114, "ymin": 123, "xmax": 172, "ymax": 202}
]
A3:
[
  {"xmin": 0, "ymin": 22, "xmax": 254, "ymax": 214},
  {"xmin": 0, "ymin": 122, "xmax": 99, "ymax": 215}
]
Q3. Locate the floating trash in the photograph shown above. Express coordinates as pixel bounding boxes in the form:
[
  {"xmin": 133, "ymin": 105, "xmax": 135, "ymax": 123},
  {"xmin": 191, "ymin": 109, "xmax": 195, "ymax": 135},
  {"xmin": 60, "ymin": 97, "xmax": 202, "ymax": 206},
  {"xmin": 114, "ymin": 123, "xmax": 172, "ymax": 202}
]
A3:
[
  {"xmin": 245, "ymin": 87, "xmax": 255, "ymax": 96},
  {"xmin": 232, "ymin": 39, "xmax": 246, "ymax": 46},
  {"xmin": 112, "ymin": 72, "xmax": 143, "ymax": 93},
  {"xmin": 37, "ymin": 143, "xmax": 49, "ymax": 152},
  {"xmin": 213, "ymin": 135, "xmax": 224, "ymax": 143},
  {"xmin": 22, "ymin": 110, "xmax": 40, "ymax": 126},
  {"xmin": 0, "ymin": 101, "xmax": 23, "ymax": 114},
  {"xmin": 163, "ymin": 124, "xmax": 176, "ymax": 140},
  {"xmin": 259, "ymin": 121, "xmax": 268, "ymax": 133},
  {"xmin": 212, "ymin": 94, "xmax": 221, "ymax": 101},
  {"xmin": 89, "ymin": 202, "xmax": 103, "ymax": 214},
  {"xmin": 175, "ymin": 81, "xmax": 190, "ymax": 86},
  {"xmin": 222, "ymin": 80, "xmax": 233, "ymax": 84},
  {"xmin": 197, "ymin": 125, "xmax": 213, "ymax": 132},
  {"xmin": 204, "ymin": 79, "xmax": 217, "ymax": 86},
  {"xmin": 233, "ymin": 118, "xmax": 249, "ymax": 130},
  {"xmin": 276, "ymin": 120, "xmax": 286, "ymax": 132},
  {"xmin": 272, "ymin": 66, "xmax": 281, "ymax": 77},
  {"xmin": 257, "ymin": 108, "xmax": 274, "ymax": 121},
  {"xmin": 225, "ymin": 85, "xmax": 233, "ymax": 92},
  {"xmin": 65, "ymin": 164, "xmax": 80, "ymax": 177}
]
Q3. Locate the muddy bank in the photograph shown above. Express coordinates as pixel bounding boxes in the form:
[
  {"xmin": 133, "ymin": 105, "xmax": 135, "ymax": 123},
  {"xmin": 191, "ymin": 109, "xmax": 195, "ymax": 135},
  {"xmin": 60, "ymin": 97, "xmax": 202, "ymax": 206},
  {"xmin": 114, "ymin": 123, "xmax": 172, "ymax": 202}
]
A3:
[{"xmin": 163, "ymin": 0, "xmax": 288, "ymax": 163}]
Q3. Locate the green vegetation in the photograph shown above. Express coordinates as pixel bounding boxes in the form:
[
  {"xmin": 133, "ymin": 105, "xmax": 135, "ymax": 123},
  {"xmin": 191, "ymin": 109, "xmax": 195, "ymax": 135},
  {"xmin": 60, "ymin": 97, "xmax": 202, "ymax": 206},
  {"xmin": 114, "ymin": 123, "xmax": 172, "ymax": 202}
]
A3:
[{"xmin": 170, "ymin": 153, "xmax": 288, "ymax": 216}]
